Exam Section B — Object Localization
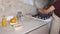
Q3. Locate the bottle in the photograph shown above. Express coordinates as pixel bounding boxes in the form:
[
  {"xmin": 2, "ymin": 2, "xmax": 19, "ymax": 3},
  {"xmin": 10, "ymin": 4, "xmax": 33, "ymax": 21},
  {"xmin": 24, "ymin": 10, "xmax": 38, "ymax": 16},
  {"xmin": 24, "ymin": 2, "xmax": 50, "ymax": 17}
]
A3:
[
  {"xmin": 2, "ymin": 16, "xmax": 7, "ymax": 27},
  {"xmin": 17, "ymin": 12, "xmax": 22, "ymax": 23}
]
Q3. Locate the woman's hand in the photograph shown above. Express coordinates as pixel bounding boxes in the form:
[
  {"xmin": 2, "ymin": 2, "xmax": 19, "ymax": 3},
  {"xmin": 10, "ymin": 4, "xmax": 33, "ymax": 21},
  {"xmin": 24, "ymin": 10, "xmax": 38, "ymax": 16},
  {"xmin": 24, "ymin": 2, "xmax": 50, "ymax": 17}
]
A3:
[{"xmin": 38, "ymin": 9, "xmax": 49, "ymax": 14}]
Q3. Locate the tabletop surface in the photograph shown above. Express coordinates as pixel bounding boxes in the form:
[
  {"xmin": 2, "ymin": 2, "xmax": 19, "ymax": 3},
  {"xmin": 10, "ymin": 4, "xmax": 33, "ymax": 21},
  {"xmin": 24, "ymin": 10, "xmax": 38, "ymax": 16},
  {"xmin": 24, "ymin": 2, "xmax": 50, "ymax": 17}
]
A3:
[{"xmin": 0, "ymin": 15, "xmax": 49, "ymax": 34}]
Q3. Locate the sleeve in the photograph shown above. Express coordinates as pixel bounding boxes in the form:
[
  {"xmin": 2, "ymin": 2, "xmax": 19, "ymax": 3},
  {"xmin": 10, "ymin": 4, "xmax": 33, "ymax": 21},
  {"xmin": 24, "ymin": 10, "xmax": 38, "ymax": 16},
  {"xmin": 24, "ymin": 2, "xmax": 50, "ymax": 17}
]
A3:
[{"xmin": 52, "ymin": 1, "xmax": 59, "ymax": 9}]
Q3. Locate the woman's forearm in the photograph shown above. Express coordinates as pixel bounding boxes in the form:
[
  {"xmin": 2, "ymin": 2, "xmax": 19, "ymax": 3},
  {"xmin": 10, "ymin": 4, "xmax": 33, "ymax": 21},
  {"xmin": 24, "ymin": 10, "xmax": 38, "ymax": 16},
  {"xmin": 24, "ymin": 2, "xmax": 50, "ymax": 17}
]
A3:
[
  {"xmin": 38, "ymin": 5, "xmax": 55, "ymax": 14},
  {"xmin": 46, "ymin": 5, "xmax": 55, "ymax": 13}
]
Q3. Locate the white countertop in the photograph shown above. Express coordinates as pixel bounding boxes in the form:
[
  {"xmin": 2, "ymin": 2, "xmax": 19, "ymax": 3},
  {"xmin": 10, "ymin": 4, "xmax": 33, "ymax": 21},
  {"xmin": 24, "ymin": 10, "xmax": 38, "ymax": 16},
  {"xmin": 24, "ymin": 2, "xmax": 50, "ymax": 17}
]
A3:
[{"xmin": 0, "ymin": 15, "xmax": 50, "ymax": 34}]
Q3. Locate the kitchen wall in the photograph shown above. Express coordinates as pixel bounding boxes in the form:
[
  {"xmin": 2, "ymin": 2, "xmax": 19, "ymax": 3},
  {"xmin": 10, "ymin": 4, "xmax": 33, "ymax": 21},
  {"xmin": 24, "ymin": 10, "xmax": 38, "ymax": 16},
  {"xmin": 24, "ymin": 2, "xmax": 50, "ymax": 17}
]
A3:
[{"xmin": 0, "ymin": 0, "xmax": 48, "ymax": 20}]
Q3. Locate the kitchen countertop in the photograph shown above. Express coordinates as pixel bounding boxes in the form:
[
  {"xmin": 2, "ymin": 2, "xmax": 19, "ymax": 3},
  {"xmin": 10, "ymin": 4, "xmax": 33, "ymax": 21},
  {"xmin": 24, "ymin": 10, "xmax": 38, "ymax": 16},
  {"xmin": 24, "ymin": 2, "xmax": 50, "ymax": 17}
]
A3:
[{"xmin": 0, "ymin": 15, "xmax": 50, "ymax": 34}]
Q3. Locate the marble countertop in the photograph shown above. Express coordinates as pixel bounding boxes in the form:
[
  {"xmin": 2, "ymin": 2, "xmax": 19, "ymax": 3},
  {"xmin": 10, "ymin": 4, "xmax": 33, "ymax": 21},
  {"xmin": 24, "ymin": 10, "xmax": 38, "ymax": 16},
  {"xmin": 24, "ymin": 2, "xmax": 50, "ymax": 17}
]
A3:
[{"xmin": 0, "ymin": 15, "xmax": 50, "ymax": 34}]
